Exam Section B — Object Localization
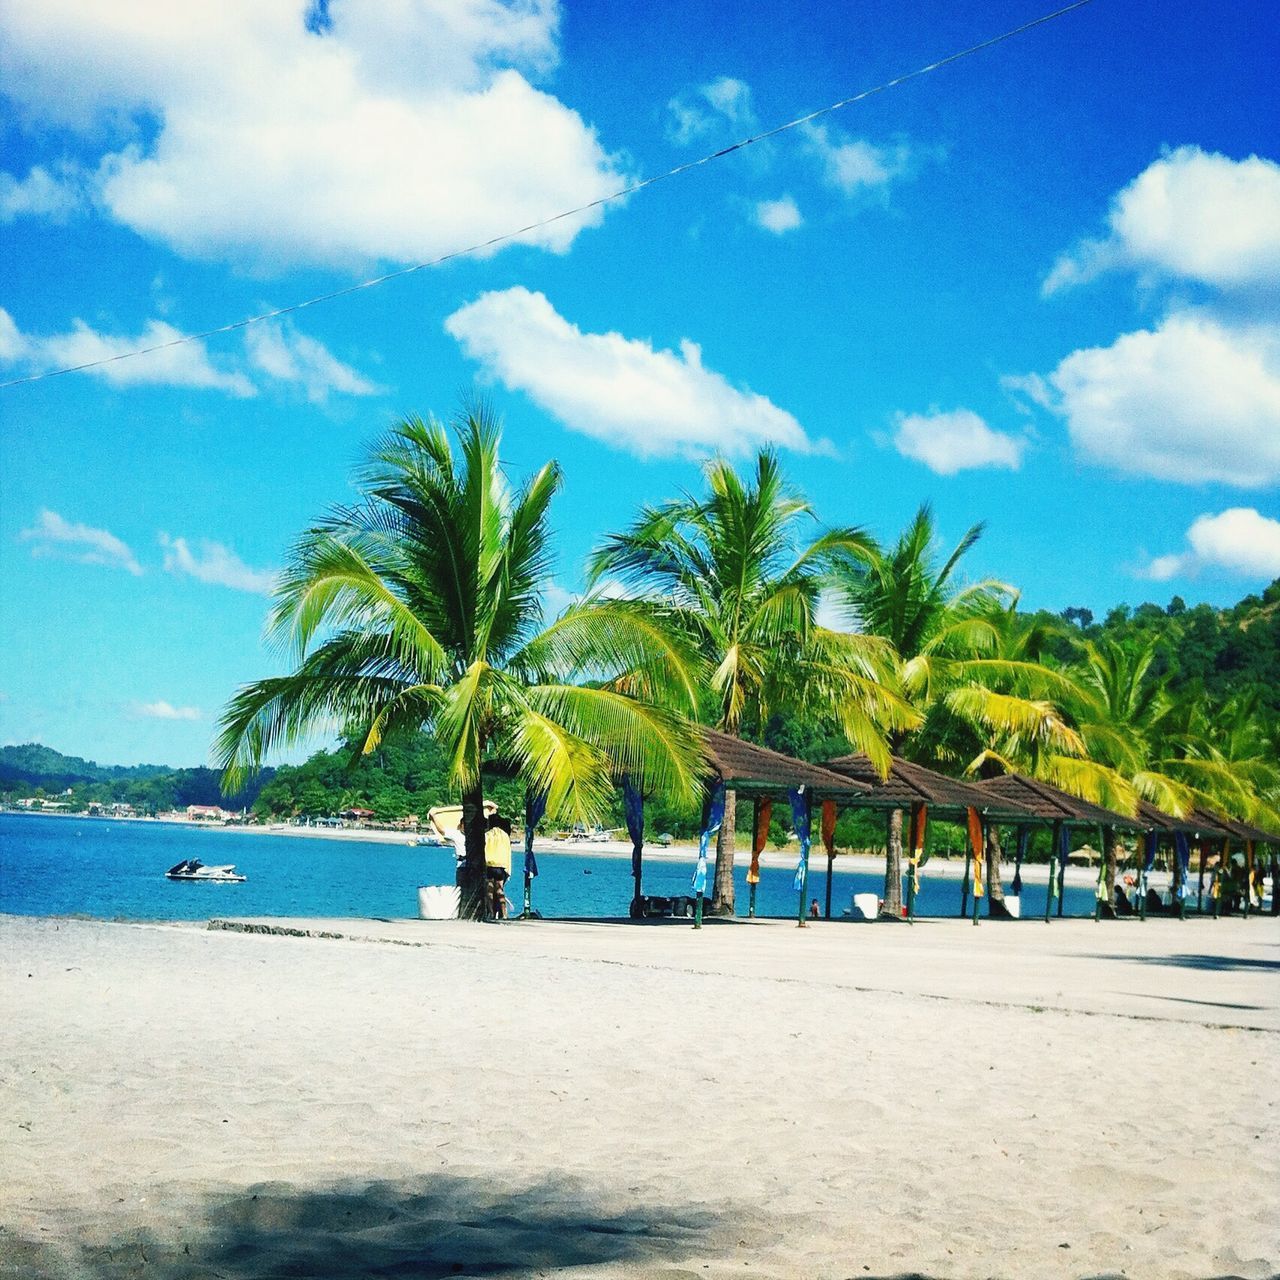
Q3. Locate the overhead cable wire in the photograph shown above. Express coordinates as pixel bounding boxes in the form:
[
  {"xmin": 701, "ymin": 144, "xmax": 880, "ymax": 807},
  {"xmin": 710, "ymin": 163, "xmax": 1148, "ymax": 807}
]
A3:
[{"xmin": 0, "ymin": 0, "xmax": 1094, "ymax": 392}]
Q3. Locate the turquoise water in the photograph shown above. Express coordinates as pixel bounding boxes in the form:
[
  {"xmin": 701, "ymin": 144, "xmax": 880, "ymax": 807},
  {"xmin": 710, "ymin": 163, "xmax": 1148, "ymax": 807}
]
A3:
[{"xmin": 0, "ymin": 812, "xmax": 1100, "ymax": 921}]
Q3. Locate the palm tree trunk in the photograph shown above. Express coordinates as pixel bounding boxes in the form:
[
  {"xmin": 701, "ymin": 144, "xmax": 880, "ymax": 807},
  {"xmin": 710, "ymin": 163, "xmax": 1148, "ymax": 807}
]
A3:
[
  {"xmin": 881, "ymin": 808, "xmax": 903, "ymax": 919},
  {"xmin": 711, "ymin": 789, "xmax": 737, "ymax": 915},
  {"xmin": 986, "ymin": 824, "xmax": 1012, "ymax": 918},
  {"xmin": 459, "ymin": 781, "xmax": 488, "ymax": 921}
]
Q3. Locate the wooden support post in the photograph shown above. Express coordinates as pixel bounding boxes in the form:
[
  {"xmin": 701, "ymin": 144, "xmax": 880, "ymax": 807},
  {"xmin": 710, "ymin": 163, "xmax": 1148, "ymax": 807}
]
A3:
[
  {"xmin": 824, "ymin": 851, "xmax": 834, "ymax": 920},
  {"xmin": 796, "ymin": 849, "xmax": 810, "ymax": 928},
  {"xmin": 959, "ymin": 848, "xmax": 970, "ymax": 920},
  {"xmin": 1045, "ymin": 821, "xmax": 1060, "ymax": 923},
  {"xmin": 694, "ymin": 891, "xmax": 703, "ymax": 929}
]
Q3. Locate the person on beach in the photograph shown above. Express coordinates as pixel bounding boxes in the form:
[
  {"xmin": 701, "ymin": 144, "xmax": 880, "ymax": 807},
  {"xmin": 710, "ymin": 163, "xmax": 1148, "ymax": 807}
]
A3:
[
  {"xmin": 485, "ymin": 813, "xmax": 513, "ymax": 918},
  {"xmin": 809, "ymin": 898, "xmax": 820, "ymax": 919}
]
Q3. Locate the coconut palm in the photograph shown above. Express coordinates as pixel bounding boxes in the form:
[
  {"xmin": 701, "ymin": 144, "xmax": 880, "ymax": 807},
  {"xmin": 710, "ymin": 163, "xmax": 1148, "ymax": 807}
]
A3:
[
  {"xmin": 217, "ymin": 404, "xmax": 704, "ymax": 919},
  {"xmin": 830, "ymin": 506, "xmax": 1083, "ymax": 916},
  {"xmin": 589, "ymin": 449, "xmax": 915, "ymax": 914}
]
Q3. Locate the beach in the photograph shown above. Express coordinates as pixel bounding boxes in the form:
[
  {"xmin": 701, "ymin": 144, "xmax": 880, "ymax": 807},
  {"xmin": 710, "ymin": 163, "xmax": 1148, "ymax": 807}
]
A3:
[{"xmin": 2, "ymin": 913, "xmax": 1276, "ymax": 1279}]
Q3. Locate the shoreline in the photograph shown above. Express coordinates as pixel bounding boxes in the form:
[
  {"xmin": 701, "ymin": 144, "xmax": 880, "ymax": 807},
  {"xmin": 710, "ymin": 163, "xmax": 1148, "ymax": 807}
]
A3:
[{"xmin": 1, "ymin": 807, "xmax": 1139, "ymax": 887}]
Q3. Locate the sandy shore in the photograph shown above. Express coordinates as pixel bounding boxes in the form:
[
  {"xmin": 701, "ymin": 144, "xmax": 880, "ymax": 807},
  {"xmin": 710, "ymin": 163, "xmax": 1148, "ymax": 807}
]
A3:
[{"xmin": 2, "ymin": 913, "xmax": 1276, "ymax": 1279}]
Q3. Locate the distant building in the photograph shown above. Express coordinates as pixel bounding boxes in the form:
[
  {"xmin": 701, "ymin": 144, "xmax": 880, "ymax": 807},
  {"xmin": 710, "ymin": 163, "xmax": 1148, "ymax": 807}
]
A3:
[{"xmin": 186, "ymin": 804, "xmax": 231, "ymax": 822}]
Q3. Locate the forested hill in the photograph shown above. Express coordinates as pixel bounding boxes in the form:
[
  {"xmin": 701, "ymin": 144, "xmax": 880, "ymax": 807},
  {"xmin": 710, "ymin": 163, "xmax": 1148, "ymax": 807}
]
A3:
[
  {"xmin": 1028, "ymin": 579, "xmax": 1280, "ymax": 719},
  {"xmin": 0, "ymin": 744, "xmax": 269, "ymax": 812}
]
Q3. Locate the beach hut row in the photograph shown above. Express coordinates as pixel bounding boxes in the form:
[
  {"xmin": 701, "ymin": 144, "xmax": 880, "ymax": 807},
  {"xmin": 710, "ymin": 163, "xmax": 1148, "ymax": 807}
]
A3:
[{"xmin": 522, "ymin": 730, "xmax": 1279, "ymax": 926}]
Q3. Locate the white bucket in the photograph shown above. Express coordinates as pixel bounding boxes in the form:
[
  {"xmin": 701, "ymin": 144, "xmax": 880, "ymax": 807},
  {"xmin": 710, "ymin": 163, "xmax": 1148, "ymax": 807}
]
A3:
[
  {"xmin": 850, "ymin": 892, "xmax": 879, "ymax": 921},
  {"xmin": 1004, "ymin": 894, "xmax": 1022, "ymax": 919},
  {"xmin": 418, "ymin": 885, "xmax": 460, "ymax": 920}
]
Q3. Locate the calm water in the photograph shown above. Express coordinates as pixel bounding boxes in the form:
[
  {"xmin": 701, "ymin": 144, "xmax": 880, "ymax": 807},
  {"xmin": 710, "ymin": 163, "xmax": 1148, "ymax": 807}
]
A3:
[{"xmin": 0, "ymin": 812, "xmax": 1100, "ymax": 922}]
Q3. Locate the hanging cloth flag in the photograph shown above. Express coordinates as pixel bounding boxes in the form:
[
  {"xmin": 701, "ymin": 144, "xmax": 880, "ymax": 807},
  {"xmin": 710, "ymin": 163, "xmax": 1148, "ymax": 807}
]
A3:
[
  {"xmin": 692, "ymin": 781, "xmax": 726, "ymax": 895},
  {"xmin": 747, "ymin": 797, "xmax": 771, "ymax": 885},
  {"xmin": 908, "ymin": 803, "xmax": 928, "ymax": 895},
  {"xmin": 1173, "ymin": 831, "xmax": 1191, "ymax": 901},
  {"xmin": 1245, "ymin": 840, "xmax": 1257, "ymax": 905},
  {"xmin": 523, "ymin": 787, "xmax": 547, "ymax": 878},
  {"xmin": 622, "ymin": 775, "xmax": 645, "ymax": 880},
  {"xmin": 1058, "ymin": 822, "xmax": 1072, "ymax": 890},
  {"xmin": 790, "ymin": 787, "xmax": 811, "ymax": 892},
  {"xmin": 821, "ymin": 799, "xmax": 837, "ymax": 856},
  {"xmin": 966, "ymin": 807, "xmax": 984, "ymax": 898},
  {"xmin": 1012, "ymin": 825, "xmax": 1028, "ymax": 894}
]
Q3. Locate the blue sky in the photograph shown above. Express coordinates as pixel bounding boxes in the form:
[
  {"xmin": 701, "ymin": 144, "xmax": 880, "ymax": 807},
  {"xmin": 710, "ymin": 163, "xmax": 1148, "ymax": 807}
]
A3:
[{"xmin": 2, "ymin": 0, "xmax": 1278, "ymax": 766}]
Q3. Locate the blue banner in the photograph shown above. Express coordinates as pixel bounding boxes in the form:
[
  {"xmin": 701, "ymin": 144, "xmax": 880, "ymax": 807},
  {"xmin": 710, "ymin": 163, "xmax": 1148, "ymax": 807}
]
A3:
[
  {"xmin": 790, "ymin": 787, "xmax": 812, "ymax": 892},
  {"xmin": 622, "ymin": 774, "xmax": 645, "ymax": 879},
  {"xmin": 1058, "ymin": 822, "xmax": 1071, "ymax": 877},
  {"xmin": 1142, "ymin": 830, "xmax": 1158, "ymax": 873},
  {"xmin": 1173, "ymin": 831, "xmax": 1191, "ymax": 900},
  {"xmin": 523, "ymin": 787, "xmax": 547, "ymax": 878},
  {"xmin": 692, "ymin": 781, "xmax": 725, "ymax": 895}
]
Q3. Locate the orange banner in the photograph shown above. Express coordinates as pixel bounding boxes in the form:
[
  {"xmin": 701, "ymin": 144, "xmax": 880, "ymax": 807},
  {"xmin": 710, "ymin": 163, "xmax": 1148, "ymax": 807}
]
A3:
[
  {"xmin": 966, "ymin": 806, "xmax": 985, "ymax": 898},
  {"xmin": 821, "ymin": 798, "xmax": 837, "ymax": 856},
  {"xmin": 748, "ymin": 798, "xmax": 771, "ymax": 885}
]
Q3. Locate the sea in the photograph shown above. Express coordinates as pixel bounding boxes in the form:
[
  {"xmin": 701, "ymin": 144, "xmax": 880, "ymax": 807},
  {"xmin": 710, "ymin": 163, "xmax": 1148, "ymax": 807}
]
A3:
[{"xmin": 0, "ymin": 811, "xmax": 1101, "ymax": 922}]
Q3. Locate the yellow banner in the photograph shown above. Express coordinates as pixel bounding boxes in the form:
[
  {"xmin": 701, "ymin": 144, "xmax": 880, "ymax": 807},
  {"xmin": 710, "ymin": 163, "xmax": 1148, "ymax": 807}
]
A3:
[{"xmin": 967, "ymin": 807, "xmax": 985, "ymax": 898}]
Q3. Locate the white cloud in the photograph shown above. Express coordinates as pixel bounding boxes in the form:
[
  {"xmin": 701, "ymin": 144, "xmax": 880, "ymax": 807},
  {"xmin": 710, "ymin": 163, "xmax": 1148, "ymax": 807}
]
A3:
[
  {"xmin": 137, "ymin": 700, "xmax": 203, "ymax": 722},
  {"xmin": 0, "ymin": 0, "xmax": 625, "ymax": 271},
  {"xmin": 1045, "ymin": 146, "xmax": 1280, "ymax": 294},
  {"xmin": 19, "ymin": 509, "xmax": 143, "ymax": 575},
  {"xmin": 667, "ymin": 75, "xmax": 756, "ymax": 146},
  {"xmin": 0, "ymin": 163, "xmax": 83, "ymax": 222},
  {"xmin": 245, "ymin": 323, "xmax": 384, "ymax": 402},
  {"xmin": 0, "ymin": 307, "xmax": 254, "ymax": 395},
  {"xmin": 803, "ymin": 123, "xmax": 910, "ymax": 196},
  {"xmin": 892, "ymin": 409, "xmax": 1025, "ymax": 475},
  {"xmin": 446, "ymin": 287, "xmax": 817, "ymax": 459},
  {"xmin": 1145, "ymin": 508, "xmax": 1280, "ymax": 581},
  {"xmin": 1041, "ymin": 312, "xmax": 1280, "ymax": 488},
  {"xmin": 755, "ymin": 196, "xmax": 803, "ymax": 234},
  {"xmin": 160, "ymin": 534, "xmax": 277, "ymax": 594}
]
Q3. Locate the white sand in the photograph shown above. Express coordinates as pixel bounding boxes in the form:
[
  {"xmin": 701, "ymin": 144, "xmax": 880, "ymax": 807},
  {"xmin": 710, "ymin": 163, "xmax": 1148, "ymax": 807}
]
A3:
[{"xmin": 2, "ymin": 912, "xmax": 1276, "ymax": 1279}]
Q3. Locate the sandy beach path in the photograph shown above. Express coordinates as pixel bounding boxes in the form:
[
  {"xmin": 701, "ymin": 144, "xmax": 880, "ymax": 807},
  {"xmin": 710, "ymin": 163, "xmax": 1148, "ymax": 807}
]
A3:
[{"xmin": 2, "ymin": 913, "xmax": 1276, "ymax": 1279}]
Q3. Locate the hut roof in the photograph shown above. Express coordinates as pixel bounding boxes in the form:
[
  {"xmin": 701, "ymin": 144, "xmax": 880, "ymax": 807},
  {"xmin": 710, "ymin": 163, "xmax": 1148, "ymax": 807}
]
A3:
[
  {"xmin": 821, "ymin": 753, "xmax": 1031, "ymax": 818},
  {"xmin": 971, "ymin": 773, "xmax": 1144, "ymax": 830},
  {"xmin": 701, "ymin": 729, "xmax": 871, "ymax": 798},
  {"xmin": 1188, "ymin": 807, "xmax": 1280, "ymax": 846},
  {"xmin": 1134, "ymin": 800, "xmax": 1232, "ymax": 838}
]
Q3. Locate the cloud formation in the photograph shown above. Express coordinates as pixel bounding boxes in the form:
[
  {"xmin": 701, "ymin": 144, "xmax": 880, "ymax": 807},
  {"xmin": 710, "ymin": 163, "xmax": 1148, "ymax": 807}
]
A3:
[
  {"xmin": 1039, "ymin": 313, "xmax": 1280, "ymax": 488},
  {"xmin": 160, "ymin": 534, "xmax": 277, "ymax": 595},
  {"xmin": 755, "ymin": 196, "xmax": 803, "ymax": 234},
  {"xmin": 891, "ymin": 409, "xmax": 1025, "ymax": 475},
  {"xmin": 1045, "ymin": 146, "xmax": 1280, "ymax": 293},
  {"xmin": 803, "ymin": 123, "xmax": 911, "ymax": 197},
  {"xmin": 0, "ymin": 307, "xmax": 254, "ymax": 395},
  {"xmin": 667, "ymin": 76, "xmax": 756, "ymax": 145},
  {"xmin": 19, "ymin": 509, "xmax": 143, "ymax": 575},
  {"xmin": 0, "ymin": 0, "xmax": 625, "ymax": 270},
  {"xmin": 0, "ymin": 163, "xmax": 83, "ymax": 222},
  {"xmin": 137, "ymin": 700, "xmax": 202, "ymax": 721},
  {"xmin": 446, "ymin": 287, "xmax": 816, "ymax": 458},
  {"xmin": 245, "ymin": 323, "xmax": 384, "ymax": 402},
  {"xmin": 1146, "ymin": 508, "xmax": 1280, "ymax": 581}
]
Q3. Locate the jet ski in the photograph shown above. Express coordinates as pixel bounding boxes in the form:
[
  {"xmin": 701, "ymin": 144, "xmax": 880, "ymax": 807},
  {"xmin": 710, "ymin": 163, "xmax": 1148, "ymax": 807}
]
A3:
[{"xmin": 165, "ymin": 858, "xmax": 246, "ymax": 883}]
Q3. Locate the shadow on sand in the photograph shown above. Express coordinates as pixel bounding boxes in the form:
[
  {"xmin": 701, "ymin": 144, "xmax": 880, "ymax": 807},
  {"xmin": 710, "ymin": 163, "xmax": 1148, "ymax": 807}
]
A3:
[
  {"xmin": 1095, "ymin": 951, "xmax": 1280, "ymax": 974},
  {"xmin": 1, "ymin": 1172, "xmax": 727, "ymax": 1279}
]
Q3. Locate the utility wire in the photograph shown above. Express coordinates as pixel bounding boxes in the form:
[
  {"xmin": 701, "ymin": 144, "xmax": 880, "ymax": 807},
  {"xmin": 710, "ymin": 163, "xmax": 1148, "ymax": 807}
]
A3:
[{"xmin": 0, "ymin": 0, "xmax": 1094, "ymax": 392}]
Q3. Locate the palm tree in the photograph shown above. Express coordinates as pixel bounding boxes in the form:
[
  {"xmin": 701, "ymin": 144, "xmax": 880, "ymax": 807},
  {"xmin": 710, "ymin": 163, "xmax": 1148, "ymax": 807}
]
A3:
[
  {"xmin": 589, "ymin": 449, "xmax": 914, "ymax": 915},
  {"xmin": 217, "ymin": 404, "xmax": 703, "ymax": 919},
  {"xmin": 831, "ymin": 506, "xmax": 1082, "ymax": 916}
]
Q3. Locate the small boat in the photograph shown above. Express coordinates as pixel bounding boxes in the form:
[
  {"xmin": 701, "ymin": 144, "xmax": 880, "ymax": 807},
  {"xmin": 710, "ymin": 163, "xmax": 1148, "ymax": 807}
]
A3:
[{"xmin": 165, "ymin": 858, "xmax": 246, "ymax": 883}]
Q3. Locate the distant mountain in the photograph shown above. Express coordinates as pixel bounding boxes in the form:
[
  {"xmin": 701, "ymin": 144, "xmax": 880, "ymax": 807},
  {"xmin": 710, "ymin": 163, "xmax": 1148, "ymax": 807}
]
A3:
[
  {"xmin": 0, "ymin": 743, "xmax": 269, "ymax": 809},
  {"xmin": 0, "ymin": 742, "xmax": 173, "ymax": 790}
]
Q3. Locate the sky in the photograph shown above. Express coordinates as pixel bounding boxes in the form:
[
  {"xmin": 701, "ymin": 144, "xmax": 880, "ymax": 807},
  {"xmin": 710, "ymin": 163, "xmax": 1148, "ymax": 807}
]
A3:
[{"xmin": 1, "ymin": 0, "xmax": 1278, "ymax": 767}]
